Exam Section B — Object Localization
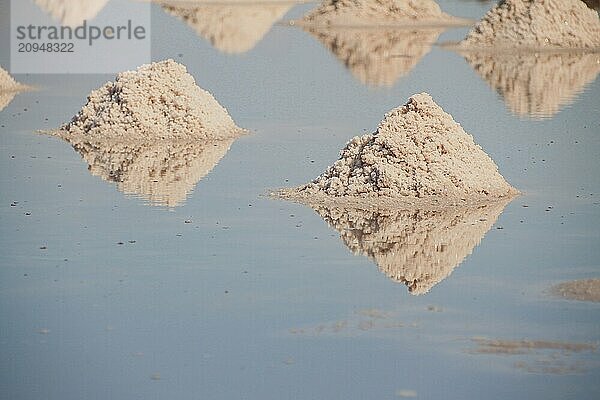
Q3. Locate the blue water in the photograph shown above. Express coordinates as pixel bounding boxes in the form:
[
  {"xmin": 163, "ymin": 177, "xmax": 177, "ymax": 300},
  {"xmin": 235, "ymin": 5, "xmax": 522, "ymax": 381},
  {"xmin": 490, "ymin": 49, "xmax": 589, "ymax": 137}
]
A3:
[{"xmin": 1, "ymin": 1, "xmax": 599, "ymax": 399}]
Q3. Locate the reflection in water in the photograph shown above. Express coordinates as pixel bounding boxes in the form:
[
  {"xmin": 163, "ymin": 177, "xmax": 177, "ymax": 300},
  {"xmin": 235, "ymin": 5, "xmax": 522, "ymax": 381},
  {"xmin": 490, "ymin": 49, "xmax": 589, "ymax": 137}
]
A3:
[
  {"xmin": 34, "ymin": 0, "xmax": 109, "ymax": 26},
  {"xmin": 57, "ymin": 135, "xmax": 236, "ymax": 207},
  {"xmin": 310, "ymin": 198, "xmax": 512, "ymax": 294},
  {"xmin": 463, "ymin": 51, "xmax": 600, "ymax": 119},
  {"xmin": 305, "ymin": 27, "xmax": 444, "ymax": 87},
  {"xmin": 161, "ymin": 2, "xmax": 293, "ymax": 54}
]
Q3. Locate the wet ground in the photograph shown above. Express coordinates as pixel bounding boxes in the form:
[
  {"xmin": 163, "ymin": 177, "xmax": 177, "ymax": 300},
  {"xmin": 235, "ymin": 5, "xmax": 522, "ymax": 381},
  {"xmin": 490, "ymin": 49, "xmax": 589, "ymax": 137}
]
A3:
[{"xmin": 1, "ymin": 1, "xmax": 599, "ymax": 399}]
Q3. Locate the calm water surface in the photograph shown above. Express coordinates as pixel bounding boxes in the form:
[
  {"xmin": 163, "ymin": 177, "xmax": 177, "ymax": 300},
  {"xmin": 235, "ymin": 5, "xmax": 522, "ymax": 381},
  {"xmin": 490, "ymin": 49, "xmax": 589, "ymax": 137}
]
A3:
[{"xmin": 1, "ymin": 1, "xmax": 599, "ymax": 399}]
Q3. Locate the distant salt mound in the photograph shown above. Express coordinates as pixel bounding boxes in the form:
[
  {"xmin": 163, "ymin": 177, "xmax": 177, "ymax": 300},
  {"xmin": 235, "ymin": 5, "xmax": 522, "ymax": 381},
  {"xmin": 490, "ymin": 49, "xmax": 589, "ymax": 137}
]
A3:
[
  {"xmin": 305, "ymin": 27, "xmax": 443, "ymax": 87},
  {"xmin": 279, "ymin": 93, "xmax": 515, "ymax": 203},
  {"xmin": 303, "ymin": 0, "xmax": 463, "ymax": 26},
  {"xmin": 460, "ymin": 0, "xmax": 600, "ymax": 49},
  {"xmin": 162, "ymin": 3, "xmax": 292, "ymax": 54},
  {"xmin": 464, "ymin": 51, "xmax": 600, "ymax": 118},
  {"xmin": 53, "ymin": 59, "xmax": 242, "ymax": 142},
  {"xmin": 311, "ymin": 198, "xmax": 511, "ymax": 294},
  {"xmin": 34, "ymin": 0, "xmax": 109, "ymax": 26},
  {"xmin": 0, "ymin": 67, "xmax": 29, "ymax": 112},
  {"xmin": 64, "ymin": 136, "xmax": 235, "ymax": 207}
]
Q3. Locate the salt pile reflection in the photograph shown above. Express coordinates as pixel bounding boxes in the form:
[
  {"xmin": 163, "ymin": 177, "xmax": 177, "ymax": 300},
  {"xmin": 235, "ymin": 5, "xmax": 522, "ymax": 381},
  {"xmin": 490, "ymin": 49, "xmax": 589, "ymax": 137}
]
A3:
[
  {"xmin": 54, "ymin": 135, "xmax": 237, "ymax": 207},
  {"xmin": 304, "ymin": 26, "xmax": 444, "ymax": 87},
  {"xmin": 309, "ymin": 198, "xmax": 512, "ymax": 294},
  {"xmin": 463, "ymin": 51, "xmax": 600, "ymax": 119}
]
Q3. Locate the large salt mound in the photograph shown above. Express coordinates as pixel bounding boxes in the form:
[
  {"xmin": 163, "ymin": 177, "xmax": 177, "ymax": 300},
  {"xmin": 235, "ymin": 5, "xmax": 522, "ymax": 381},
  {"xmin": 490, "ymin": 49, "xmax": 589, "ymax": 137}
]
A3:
[
  {"xmin": 463, "ymin": 51, "xmax": 600, "ymax": 118},
  {"xmin": 305, "ymin": 26, "xmax": 444, "ymax": 87},
  {"xmin": 311, "ymin": 198, "xmax": 511, "ymax": 294},
  {"xmin": 302, "ymin": 0, "xmax": 463, "ymax": 26},
  {"xmin": 54, "ymin": 59, "xmax": 242, "ymax": 142},
  {"xmin": 162, "ymin": 3, "xmax": 292, "ymax": 54},
  {"xmin": 460, "ymin": 0, "xmax": 600, "ymax": 49},
  {"xmin": 281, "ymin": 93, "xmax": 515, "ymax": 202}
]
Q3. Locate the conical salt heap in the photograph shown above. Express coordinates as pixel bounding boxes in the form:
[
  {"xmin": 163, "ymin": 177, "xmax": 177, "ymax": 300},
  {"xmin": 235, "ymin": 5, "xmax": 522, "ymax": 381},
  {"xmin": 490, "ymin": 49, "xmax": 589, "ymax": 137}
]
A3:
[
  {"xmin": 162, "ymin": 3, "xmax": 292, "ymax": 54},
  {"xmin": 54, "ymin": 59, "xmax": 242, "ymax": 142},
  {"xmin": 0, "ymin": 67, "xmax": 29, "ymax": 112},
  {"xmin": 278, "ymin": 93, "xmax": 516, "ymax": 205},
  {"xmin": 459, "ymin": 0, "xmax": 600, "ymax": 49},
  {"xmin": 305, "ymin": 27, "xmax": 444, "ymax": 87},
  {"xmin": 312, "ymin": 198, "xmax": 510, "ymax": 294},
  {"xmin": 48, "ymin": 59, "xmax": 243, "ymax": 206},
  {"xmin": 302, "ymin": 0, "xmax": 465, "ymax": 26},
  {"xmin": 463, "ymin": 51, "xmax": 600, "ymax": 118},
  {"xmin": 34, "ymin": 0, "xmax": 109, "ymax": 26}
]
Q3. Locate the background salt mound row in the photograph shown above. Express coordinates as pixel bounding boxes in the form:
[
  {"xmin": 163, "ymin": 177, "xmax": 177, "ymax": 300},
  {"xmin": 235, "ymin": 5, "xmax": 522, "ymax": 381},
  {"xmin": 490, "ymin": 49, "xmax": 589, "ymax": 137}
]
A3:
[
  {"xmin": 311, "ymin": 198, "xmax": 510, "ymax": 294},
  {"xmin": 289, "ymin": 93, "xmax": 515, "ymax": 200},
  {"xmin": 34, "ymin": 0, "xmax": 109, "ymax": 26},
  {"xmin": 460, "ymin": 0, "xmax": 600, "ymax": 49},
  {"xmin": 304, "ymin": 27, "xmax": 443, "ymax": 87},
  {"xmin": 54, "ymin": 59, "xmax": 242, "ymax": 142},
  {"xmin": 464, "ymin": 52, "xmax": 600, "ymax": 119},
  {"xmin": 64, "ymin": 136, "xmax": 235, "ymax": 207},
  {"xmin": 0, "ymin": 67, "xmax": 29, "ymax": 112},
  {"xmin": 302, "ymin": 0, "xmax": 462, "ymax": 26},
  {"xmin": 162, "ymin": 3, "xmax": 292, "ymax": 54}
]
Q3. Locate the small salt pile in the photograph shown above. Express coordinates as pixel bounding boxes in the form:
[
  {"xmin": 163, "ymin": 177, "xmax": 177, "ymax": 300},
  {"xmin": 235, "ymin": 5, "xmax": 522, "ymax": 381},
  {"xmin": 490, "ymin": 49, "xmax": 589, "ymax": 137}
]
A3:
[
  {"xmin": 0, "ymin": 67, "xmax": 27, "ymax": 92},
  {"xmin": 280, "ymin": 93, "xmax": 515, "ymax": 203},
  {"xmin": 0, "ymin": 67, "xmax": 29, "ymax": 112},
  {"xmin": 302, "ymin": 0, "xmax": 464, "ymax": 26},
  {"xmin": 460, "ymin": 0, "xmax": 600, "ymax": 49},
  {"xmin": 54, "ymin": 59, "xmax": 242, "ymax": 142}
]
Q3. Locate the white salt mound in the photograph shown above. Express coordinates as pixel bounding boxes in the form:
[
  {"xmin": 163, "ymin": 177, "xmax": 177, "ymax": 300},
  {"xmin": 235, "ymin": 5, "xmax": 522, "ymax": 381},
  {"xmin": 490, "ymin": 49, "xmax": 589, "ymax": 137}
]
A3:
[
  {"xmin": 460, "ymin": 0, "xmax": 600, "ymax": 49},
  {"xmin": 1, "ymin": 67, "xmax": 29, "ymax": 112},
  {"xmin": 286, "ymin": 93, "xmax": 515, "ymax": 201},
  {"xmin": 0, "ymin": 67, "xmax": 26, "ymax": 92},
  {"xmin": 303, "ymin": 0, "xmax": 461, "ymax": 26},
  {"xmin": 55, "ymin": 59, "xmax": 242, "ymax": 142}
]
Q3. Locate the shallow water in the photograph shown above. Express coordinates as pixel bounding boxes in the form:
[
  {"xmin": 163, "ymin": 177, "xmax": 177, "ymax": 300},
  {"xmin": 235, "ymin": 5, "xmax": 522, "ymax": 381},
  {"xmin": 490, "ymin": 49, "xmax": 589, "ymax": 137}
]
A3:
[{"xmin": 1, "ymin": 1, "xmax": 599, "ymax": 399}]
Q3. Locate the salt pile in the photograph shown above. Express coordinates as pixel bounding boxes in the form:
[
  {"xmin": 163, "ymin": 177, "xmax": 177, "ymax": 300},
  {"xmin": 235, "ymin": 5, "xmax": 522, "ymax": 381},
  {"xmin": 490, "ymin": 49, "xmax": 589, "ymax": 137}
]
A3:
[
  {"xmin": 302, "ymin": 0, "xmax": 466, "ymax": 27},
  {"xmin": 34, "ymin": 0, "xmax": 109, "ymax": 26},
  {"xmin": 53, "ymin": 59, "xmax": 242, "ymax": 142},
  {"xmin": 312, "ymin": 198, "xmax": 511, "ymax": 294},
  {"xmin": 162, "ymin": 3, "xmax": 292, "ymax": 54},
  {"xmin": 463, "ymin": 51, "xmax": 600, "ymax": 118},
  {"xmin": 278, "ymin": 93, "xmax": 516, "ymax": 204},
  {"xmin": 460, "ymin": 0, "xmax": 600, "ymax": 49},
  {"xmin": 48, "ymin": 59, "xmax": 243, "ymax": 206},
  {"xmin": 305, "ymin": 27, "xmax": 444, "ymax": 87},
  {"xmin": 0, "ymin": 67, "xmax": 29, "ymax": 112}
]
